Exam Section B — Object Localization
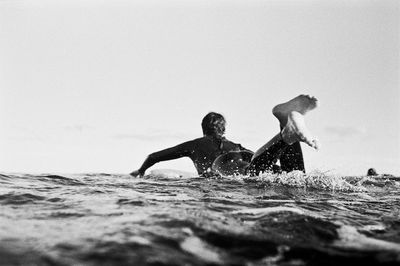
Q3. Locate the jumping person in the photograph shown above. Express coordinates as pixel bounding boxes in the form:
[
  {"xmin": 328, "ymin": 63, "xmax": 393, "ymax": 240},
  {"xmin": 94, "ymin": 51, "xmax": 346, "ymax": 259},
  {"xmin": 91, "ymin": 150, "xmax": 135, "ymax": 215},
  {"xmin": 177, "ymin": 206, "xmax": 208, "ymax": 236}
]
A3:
[{"xmin": 130, "ymin": 95, "xmax": 318, "ymax": 177}]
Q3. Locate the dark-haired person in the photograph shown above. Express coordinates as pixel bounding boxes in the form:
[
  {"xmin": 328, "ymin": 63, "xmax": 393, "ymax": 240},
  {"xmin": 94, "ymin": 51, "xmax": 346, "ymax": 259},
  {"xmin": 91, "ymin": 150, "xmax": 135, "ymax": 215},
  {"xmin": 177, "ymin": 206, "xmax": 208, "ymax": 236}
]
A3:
[
  {"xmin": 130, "ymin": 95, "xmax": 319, "ymax": 177},
  {"xmin": 130, "ymin": 112, "xmax": 252, "ymax": 177}
]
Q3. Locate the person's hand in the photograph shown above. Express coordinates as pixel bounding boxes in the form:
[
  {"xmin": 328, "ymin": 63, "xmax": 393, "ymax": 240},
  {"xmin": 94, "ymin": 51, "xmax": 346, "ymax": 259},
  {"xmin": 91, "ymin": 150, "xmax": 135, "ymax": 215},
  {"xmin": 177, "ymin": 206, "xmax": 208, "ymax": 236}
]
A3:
[{"xmin": 130, "ymin": 170, "xmax": 143, "ymax": 178}]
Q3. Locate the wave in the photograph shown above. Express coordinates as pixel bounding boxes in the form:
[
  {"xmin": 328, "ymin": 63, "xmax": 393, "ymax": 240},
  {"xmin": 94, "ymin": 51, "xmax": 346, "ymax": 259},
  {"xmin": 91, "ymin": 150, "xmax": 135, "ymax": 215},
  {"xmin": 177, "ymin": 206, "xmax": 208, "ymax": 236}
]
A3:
[
  {"xmin": 1, "ymin": 171, "xmax": 399, "ymax": 265},
  {"xmin": 0, "ymin": 192, "xmax": 47, "ymax": 205},
  {"xmin": 38, "ymin": 174, "xmax": 85, "ymax": 186}
]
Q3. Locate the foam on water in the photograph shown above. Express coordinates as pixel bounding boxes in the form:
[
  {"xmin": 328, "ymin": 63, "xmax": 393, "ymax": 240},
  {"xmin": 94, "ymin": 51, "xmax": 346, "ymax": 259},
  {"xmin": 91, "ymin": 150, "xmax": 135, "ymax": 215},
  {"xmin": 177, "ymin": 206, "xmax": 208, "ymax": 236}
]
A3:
[
  {"xmin": 237, "ymin": 170, "xmax": 367, "ymax": 192},
  {"xmin": 231, "ymin": 206, "xmax": 306, "ymax": 216},
  {"xmin": 149, "ymin": 169, "xmax": 198, "ymax": 179}
]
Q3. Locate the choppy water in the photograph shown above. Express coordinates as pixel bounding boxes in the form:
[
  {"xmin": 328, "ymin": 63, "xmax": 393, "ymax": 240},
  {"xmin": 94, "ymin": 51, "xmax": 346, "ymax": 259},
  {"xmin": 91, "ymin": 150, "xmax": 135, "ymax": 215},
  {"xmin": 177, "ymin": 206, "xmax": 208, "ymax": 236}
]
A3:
[{"xmin": 0, "ymin": 170, "xmax": 400, "ymax": 266}]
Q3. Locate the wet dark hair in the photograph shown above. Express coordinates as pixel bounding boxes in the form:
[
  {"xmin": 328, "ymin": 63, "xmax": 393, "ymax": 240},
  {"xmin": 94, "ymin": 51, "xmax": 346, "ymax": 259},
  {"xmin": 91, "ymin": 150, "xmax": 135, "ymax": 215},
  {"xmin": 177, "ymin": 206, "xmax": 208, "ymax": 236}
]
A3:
[
  {"xmin": 201, "ymin": 112, "xmax": 226, "ymax": 138},
  {"xmin": 367, "ymin": 168, "xmax": 378, "ymax": 176}
]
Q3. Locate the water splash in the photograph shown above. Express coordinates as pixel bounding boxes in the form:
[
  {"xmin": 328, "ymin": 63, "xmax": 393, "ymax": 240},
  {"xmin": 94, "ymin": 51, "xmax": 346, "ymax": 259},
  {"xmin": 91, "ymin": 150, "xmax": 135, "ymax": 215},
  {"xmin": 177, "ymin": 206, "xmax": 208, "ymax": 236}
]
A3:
[{"xmin": 240, "ymin": 170, "xmax": 367, "ymax": 192}]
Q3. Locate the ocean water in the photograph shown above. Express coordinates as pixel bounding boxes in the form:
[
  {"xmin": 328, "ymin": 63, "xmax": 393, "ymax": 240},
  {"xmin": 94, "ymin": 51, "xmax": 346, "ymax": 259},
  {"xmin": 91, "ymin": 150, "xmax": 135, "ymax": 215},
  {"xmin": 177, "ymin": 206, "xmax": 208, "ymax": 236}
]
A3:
[{"xmin": 0, "ymin": 170, "xmax": 399, "ymax": 266}]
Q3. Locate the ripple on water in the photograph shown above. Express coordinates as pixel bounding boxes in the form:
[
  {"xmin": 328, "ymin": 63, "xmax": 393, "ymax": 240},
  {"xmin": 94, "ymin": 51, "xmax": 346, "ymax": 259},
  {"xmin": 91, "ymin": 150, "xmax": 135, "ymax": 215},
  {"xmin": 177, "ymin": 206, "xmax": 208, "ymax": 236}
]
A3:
[
  {"xmin": 0, "ymin": 192, "xmax": 47, "ymax": 205},
  {"xmin": 0, "ymin": 171, "xmax": 399, "ymax": 265}
]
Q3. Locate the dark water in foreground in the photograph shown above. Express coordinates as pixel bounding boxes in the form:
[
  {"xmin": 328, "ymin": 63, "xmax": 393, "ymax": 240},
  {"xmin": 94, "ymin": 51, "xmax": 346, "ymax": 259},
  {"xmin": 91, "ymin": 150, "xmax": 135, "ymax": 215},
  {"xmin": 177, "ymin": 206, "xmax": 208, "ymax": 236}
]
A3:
[{"xmin": 0, "ymin": 170, "xmax": 400, "ymax": 266}]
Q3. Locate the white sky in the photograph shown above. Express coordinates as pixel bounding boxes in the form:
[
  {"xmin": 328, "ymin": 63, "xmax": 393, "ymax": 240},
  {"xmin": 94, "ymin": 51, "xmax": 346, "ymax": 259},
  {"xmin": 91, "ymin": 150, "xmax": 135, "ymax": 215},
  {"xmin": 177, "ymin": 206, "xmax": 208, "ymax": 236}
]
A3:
[{"xmin": 1, "ymin": 0, "xmax": 399, "ymax": 175}]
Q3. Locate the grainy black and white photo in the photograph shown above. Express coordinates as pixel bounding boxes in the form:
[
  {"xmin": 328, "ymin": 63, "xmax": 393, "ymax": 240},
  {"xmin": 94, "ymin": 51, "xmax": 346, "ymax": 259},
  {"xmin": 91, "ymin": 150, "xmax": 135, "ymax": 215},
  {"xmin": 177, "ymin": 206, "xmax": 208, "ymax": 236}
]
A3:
[{"xmin": 0, "ymin": 0, "xmax": 399, "ymax": 265}]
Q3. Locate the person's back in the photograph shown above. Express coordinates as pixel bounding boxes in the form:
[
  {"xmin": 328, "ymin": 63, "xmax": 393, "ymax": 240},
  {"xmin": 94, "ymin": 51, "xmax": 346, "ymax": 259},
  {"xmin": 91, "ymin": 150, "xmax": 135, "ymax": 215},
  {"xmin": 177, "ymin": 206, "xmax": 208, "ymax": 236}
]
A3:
[{"xmin": 186, "ymin": 136, "xmax": 248, "ymax": 175}]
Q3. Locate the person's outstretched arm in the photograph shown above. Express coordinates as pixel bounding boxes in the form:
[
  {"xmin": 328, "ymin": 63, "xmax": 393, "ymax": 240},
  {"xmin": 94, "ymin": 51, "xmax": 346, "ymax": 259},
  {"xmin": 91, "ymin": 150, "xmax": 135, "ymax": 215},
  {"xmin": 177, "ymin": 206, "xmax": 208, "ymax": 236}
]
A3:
[{"xmin": 130, "ymin": 141, "xmax": 194, "ymax": 177}]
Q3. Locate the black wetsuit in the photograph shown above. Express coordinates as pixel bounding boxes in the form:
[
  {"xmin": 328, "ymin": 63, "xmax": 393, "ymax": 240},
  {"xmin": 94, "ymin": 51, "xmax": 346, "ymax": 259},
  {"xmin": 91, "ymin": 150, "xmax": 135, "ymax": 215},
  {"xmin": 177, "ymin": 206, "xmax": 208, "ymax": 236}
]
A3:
[
  {"xmin": 138, "ymin": 136, "xmax": 252, "ymax": 176},
  {"xmin": 138, "ymin": 136, "xmax": 305, "ymax": 176},
  {"xmin": 248, "ymin": 140, "xmax": 305, "ymax": 175}
]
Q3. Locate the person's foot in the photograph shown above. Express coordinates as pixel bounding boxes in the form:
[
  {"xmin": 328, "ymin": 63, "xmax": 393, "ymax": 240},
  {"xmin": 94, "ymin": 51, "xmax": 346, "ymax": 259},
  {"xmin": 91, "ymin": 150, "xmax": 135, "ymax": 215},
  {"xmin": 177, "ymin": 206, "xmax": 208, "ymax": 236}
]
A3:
[
  {"xmin": 281, "ymin": 111, "xmax": 319, "ymax": 150},
  {"xmin": 273, "ymin": 94, "xmax": 318, "ymax": 127}
]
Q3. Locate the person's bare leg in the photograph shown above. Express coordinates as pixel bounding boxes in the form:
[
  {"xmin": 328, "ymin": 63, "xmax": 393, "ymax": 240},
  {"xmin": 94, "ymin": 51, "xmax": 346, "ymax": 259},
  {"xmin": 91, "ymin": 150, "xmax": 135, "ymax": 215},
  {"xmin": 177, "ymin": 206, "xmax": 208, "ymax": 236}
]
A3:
[
  {"xmin": 281, "ymin": 111, "xmax": 319, "ymax": 149},
  {"xmin": 249, "ymin": 96, "xmax": 319, "ymax": 175},
  {"xmin": 251, "ymin": 111, "xmax": 318, "ymax": 161},
  {"xmin": 251, "ymin": 134, "xmax": 282, "ymax": 161},
  {"xmin": 272, "ymin": 94, "xmax": 318, "ymax": 127},
  {"xmin": 274, "ymin": 95, "xmax": 318, "ymax": 172}
]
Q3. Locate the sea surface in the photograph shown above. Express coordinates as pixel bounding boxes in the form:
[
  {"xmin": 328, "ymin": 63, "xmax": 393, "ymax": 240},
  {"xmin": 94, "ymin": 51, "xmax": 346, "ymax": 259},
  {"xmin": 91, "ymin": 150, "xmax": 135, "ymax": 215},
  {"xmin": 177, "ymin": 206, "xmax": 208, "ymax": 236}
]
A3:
[{"xmin": 0, "ymin": 170, "xmax": 400, "ymax": 266}]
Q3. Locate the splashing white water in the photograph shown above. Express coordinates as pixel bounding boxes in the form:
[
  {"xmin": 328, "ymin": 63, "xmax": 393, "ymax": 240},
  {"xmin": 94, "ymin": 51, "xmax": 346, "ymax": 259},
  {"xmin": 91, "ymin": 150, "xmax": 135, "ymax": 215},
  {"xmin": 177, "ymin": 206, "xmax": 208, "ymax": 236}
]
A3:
[{"xmin": 241, "ymin": 170, "xmax": 366, "ymax": 192}]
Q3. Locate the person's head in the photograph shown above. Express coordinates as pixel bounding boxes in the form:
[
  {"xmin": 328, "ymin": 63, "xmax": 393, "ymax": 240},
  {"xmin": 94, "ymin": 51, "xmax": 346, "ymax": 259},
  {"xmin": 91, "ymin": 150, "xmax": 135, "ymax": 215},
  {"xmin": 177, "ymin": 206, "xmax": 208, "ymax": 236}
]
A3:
[
  {"xmin": 201, "ymin": 112, "xmax": 226, "ymax": 138},
  {"xmin": 367, "ymin": 168, "xmax": 378, "ymax": 176}
]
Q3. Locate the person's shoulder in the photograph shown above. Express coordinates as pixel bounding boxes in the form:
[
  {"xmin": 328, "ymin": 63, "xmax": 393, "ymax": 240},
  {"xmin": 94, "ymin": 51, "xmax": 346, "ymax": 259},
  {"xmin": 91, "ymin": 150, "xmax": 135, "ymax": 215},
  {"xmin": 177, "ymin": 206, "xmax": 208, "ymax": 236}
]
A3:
[
  {"xmin": 180, "ymin": 137, "xmax": 210, "ymax": 150},
  {"xmin": 222, "ymin": 138, "xmax": 241, "ymax": 146},
  {"xmin": 190, "ymin": 136, "xmax": 213, "ymax": 145},
  {"xmin": 223, "ymin": 138, "xmax": 253, "ymax": 153},
  {"xmin": 220, "ymin": 138, "xmax": 239, "ymax": 148},
  {"xmin": 179, "ymin": 137, "xmax": 205, "ymax": 146},
  {"xmin": 188, "ymin": 136, "xmax": 206, "ymax": 142}
]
